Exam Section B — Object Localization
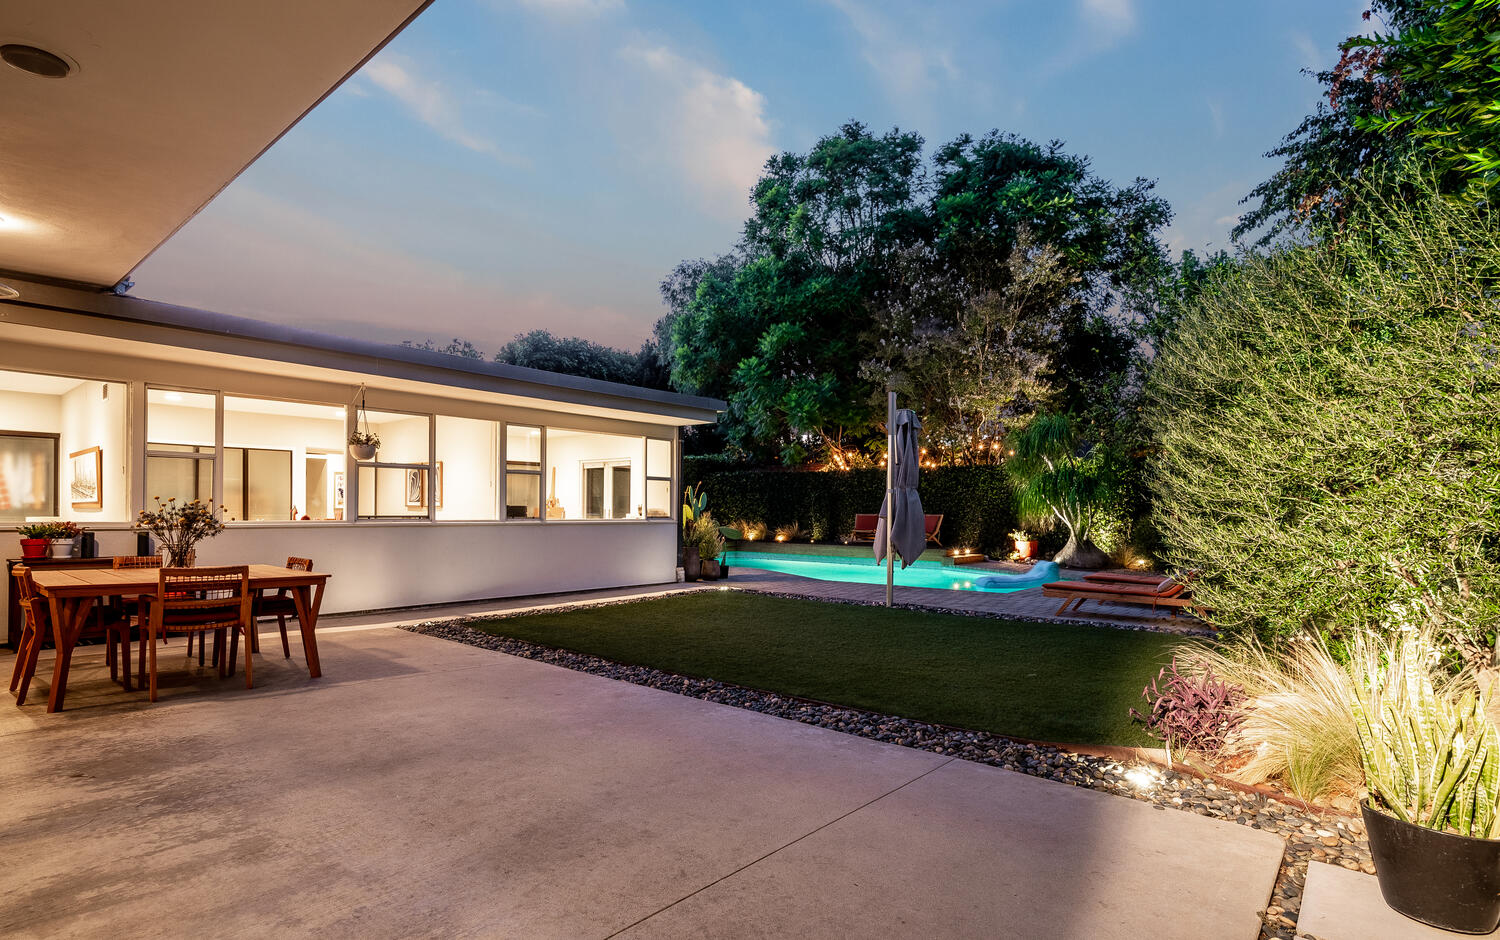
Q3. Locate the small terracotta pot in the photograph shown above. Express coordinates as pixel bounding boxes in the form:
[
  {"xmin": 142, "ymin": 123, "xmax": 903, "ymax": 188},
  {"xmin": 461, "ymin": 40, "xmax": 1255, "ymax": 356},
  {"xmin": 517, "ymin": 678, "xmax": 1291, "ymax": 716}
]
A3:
[{"xmin": 1014, "ymin": 539, "xmax": 1036, "ymax": 560}]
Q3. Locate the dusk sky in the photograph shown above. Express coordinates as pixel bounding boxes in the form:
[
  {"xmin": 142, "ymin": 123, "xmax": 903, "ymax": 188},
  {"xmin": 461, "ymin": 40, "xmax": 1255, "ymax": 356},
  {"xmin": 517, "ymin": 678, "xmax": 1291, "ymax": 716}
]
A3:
[{"xmin": 133, "ymin": 0, "xmax": 1368, "ymax": 353}]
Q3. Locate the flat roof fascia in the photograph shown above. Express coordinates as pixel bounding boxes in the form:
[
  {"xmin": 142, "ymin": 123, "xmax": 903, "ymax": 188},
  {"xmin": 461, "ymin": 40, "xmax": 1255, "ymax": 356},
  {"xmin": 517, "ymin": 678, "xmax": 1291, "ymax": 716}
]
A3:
[{"xmin": 0, "ymin": 280, "xmax": 724, "ymax": 425}]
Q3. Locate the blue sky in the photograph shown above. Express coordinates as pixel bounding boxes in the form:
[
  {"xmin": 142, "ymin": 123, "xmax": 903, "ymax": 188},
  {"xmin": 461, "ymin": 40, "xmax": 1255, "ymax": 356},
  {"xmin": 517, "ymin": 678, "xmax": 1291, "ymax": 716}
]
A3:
[{"xmin": 134, "ymin": 0, "xmax": 1369, "ymax": 352}]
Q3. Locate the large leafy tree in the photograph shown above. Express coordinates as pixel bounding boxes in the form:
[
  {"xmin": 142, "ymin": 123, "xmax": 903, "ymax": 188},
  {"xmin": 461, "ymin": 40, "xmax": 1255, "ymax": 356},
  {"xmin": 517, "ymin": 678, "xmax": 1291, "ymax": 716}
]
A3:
[
  {"xmin": 1348, "ymin": 0, "xmax": 1500, "ymax": 194},
  {"xmin": 494, "ymin": 329, "xmax": 668, "ymax": 389},
  {"xmin": 1235, "ymin": 1, "xmax": 1443, "ymax": 243},
  {"xmin": 664, "ymin": 123, "xmax": 1171, "ymax": 464},
  {"xmin": 1150, "ymin": 168, "xmax": 1500, "ymax": 657},
  {"xmin": 1005, "ymin": 413, "xmax": 1120, "ymax": 568}
]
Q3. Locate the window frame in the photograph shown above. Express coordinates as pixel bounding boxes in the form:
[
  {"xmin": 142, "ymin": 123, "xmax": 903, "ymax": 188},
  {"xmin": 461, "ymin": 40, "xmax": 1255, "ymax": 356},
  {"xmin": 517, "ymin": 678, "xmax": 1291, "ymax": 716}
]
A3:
[
  {"xmin": 501, "ymin": 422, "xmax": 544, "ymax": 522},
  {"xmin": 144, "ymin": 384, "xmax": 222, "ymax": 514},
  {"xmin": 645, "ymin": 436, "xmax": 674, "ymax": 522},
  {"xmin": 354, "ymin": 406, "xmax": 434, "ymax": 521}
]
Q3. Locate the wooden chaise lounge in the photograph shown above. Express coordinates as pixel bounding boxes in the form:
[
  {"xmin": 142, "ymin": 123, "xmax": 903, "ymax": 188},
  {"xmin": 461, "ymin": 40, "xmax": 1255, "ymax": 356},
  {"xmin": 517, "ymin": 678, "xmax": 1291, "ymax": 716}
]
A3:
[
  {"xmin": 1042, "ymin": 574, "xmax": 1199, "ymax": 618},
  {"xmin": 849, "ymin": 513, "xmax": 945, "ymax": 545}
]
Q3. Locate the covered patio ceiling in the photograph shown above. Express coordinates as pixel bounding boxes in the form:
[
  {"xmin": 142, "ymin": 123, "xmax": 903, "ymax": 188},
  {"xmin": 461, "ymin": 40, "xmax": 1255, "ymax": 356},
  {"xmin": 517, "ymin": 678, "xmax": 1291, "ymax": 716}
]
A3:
[{"xmin": 0, "ymin": 0, "xmax": 433, "ymax": 291}]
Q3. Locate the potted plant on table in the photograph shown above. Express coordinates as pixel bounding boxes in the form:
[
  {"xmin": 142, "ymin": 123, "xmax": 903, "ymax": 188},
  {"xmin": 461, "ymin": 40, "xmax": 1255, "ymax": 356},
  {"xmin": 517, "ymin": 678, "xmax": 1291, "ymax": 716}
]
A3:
[
  {"xmin": 136, "ymin": 497, "xmax": 225, "ymax": 567},
  {"xmin": 17, "ymin": 522, "xmax": 64, "ymax": 560},
  {"xmin": 1350, "ymin": 630, "xmax": 1500, "ymax": 934}
]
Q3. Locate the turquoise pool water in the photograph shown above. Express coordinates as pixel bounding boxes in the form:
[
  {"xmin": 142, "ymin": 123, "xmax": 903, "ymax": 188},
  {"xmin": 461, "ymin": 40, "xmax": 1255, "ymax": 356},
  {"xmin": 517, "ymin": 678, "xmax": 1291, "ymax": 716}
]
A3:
[{"xmin": 725, "ymin": 551, "xmax": 1057, "ymax": 594}]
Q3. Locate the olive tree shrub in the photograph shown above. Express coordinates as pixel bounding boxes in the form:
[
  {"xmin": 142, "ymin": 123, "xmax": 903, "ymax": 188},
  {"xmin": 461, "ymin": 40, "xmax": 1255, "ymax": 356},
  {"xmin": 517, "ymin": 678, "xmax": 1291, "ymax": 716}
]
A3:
[{"xmin": 1148, "ymin": 171, "xmax": 1500, "ymax": 658}]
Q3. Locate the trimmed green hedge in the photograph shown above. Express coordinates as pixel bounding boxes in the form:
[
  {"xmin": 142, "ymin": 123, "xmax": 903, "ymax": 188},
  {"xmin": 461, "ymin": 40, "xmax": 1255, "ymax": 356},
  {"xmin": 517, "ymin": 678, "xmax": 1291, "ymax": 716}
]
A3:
[{"xmin": 683, "ymin": 465, "xmax": 1018, "ymax": 555}]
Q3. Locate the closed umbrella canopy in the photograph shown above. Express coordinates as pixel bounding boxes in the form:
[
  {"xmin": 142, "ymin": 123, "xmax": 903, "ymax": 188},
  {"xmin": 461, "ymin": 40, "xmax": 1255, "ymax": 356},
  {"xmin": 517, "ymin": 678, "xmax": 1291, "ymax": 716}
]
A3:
[{"xmin": 875, "ymin": 408, "xmax": 924, "ymax": 569}]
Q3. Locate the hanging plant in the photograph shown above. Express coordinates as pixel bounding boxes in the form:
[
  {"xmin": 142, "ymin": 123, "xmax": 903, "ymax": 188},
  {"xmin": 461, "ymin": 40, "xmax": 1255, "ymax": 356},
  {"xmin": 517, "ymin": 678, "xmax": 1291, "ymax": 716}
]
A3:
[{"xmin": 348, "ymin": 386, "xmax": 379, "ymax": 459}]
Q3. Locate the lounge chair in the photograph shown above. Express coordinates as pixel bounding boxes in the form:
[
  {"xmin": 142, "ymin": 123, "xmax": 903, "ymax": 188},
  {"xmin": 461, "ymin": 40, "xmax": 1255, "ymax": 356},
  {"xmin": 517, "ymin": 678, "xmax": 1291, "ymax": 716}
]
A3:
[
  {"xmin": 1042, "ymin": 575, "xmax": 1200, "ymax": 618},
  {"xmin": 851, "ymin": 512, "xmax": 944, "ymax": 546}
]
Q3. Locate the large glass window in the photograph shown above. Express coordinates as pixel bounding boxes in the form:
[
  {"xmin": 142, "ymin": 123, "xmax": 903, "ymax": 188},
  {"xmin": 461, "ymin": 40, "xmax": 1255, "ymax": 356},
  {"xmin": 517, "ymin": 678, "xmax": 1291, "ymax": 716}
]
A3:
[
  {"xmin": 544, "ymin": 428, "xmax": 645, "ymax": 520},
  {"xmin": 223, "ymin": 397, "xmax": 346, "ymax": 521},
  {"xmin": 646, "ymin": 438, "xmax": 672, "ymax": 519},
  {"xmin": 505, "ymin": 425, "xmax": 542, "ymax": 520},
  {"xmin": 0, "ymin": 369, "xmax": 127, "ymax": 523},
  {"xmin": 146, "ymin": 388, "xmax": 216, "ymax": 510},
  {"xmin": 356, "ymin": 409, "xmax": 431, "ymax": 519},
  {"xmin": 436, "ymin": 415, "xmax": 498, "ymax": 521}
]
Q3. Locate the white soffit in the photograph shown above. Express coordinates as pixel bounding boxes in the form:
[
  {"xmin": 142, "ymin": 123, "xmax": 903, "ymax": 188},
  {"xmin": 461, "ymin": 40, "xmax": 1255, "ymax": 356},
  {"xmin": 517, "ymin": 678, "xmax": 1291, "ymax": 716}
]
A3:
[{"xmin": 0, "ymin": 0, "xmax": 432, "ymax": 287}]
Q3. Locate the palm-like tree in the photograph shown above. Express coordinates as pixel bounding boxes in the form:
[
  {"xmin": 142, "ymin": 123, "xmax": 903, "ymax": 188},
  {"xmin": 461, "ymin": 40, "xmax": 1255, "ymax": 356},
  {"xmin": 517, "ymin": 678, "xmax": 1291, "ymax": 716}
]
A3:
[{"xmin": 1005, "ymin": 413, "xmax": 1117, "ymax": 568}]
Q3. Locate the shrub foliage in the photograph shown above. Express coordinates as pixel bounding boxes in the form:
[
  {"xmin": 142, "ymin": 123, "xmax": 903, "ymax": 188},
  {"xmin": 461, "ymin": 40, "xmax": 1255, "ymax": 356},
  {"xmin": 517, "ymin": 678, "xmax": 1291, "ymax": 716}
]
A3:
[
  {"xmin": 1149, "ymin": 170, "xmax": 1500, "ymax": 654},
  {"xmin": 684, "ymin": 465, "xmax": 1017, "ymax": 555}
]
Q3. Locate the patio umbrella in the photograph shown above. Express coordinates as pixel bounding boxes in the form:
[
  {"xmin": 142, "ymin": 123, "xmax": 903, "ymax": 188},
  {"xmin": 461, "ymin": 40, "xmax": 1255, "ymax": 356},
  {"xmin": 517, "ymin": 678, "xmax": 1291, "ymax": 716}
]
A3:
[{"xmin": 875, "ymin": 403, "xmax": 924, "ymax": 606}]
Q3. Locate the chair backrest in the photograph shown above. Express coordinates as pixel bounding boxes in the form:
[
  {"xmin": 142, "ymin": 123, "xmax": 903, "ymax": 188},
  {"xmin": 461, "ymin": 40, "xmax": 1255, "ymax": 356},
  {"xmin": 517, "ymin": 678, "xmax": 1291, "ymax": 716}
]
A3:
[
  {"xmin": 155, "ymin": 565, "xmax": 251, "ymax": 632},
  {"xmin": 114, "ymin": 555, "xmax": 164, "ymax": 569},
  {"xmin": 853, "ymin": 513, "xmax": 879, "ymax": 530},
  {"xmin": 13, "ymin": 565, "xmax": 48, "ymax": 632},
  {"xmin": 14, "ymin": 565, "xmax": 36, "ymax": 603},
  {"xmin": 923, "ymin": 514, "xmax": 942, "ymax": 535},
  {"xmin": 285, "ymin": 556, "xmax": 313, "ymax": 572}
]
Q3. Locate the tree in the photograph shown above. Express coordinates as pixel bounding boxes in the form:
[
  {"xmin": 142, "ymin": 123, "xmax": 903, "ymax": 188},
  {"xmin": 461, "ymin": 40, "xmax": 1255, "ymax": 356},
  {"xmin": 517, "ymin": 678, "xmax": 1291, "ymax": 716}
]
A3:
[
  {"xmin": 1150, "ymin": 168, "xmax": 1500, "ymax": 657},
  {"xmin": 494, "ymin": 330, "xmax": 669, "ymax": 389},
  {"xmin": 1348, "ymin": 0, "xmax": 1500, "ymax": 195},
  {"xmin": 401, "ymin": 337, "xmax": 484, "ymax": 360},
  {"xmin": 661, "ymin": 122, "xmax": 1172, "ymax": 464},
  {"xmin": 1235, "ymin": 1, "xmax": 1442, "ymax": 243},
  {"xmin": 1005, "ymin": 413, "xmax": 1119, "ymax": 568},
  {"xmin": 860, "ymin": 231, "xmax": 1073, "ymax": 463}
]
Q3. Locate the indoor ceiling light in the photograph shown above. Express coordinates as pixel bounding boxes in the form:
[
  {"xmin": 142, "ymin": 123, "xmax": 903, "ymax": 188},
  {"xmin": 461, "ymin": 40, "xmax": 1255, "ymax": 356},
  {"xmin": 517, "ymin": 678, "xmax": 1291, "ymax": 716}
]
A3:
[
  {"xmin": 1, "ymin": 44, "xmax": 72, "ymax": 79},
  {"xmin": 163, "ymin": 391, "xmax": 183, "ymax": 402},
  {"xmin": 0, "ymin": 283, "xmax": 17, "ymax": 300}
]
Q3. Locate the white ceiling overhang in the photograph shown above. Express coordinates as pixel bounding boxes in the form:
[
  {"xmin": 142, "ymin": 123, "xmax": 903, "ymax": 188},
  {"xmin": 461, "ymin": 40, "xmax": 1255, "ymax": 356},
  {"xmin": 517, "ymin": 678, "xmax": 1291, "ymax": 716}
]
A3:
[{"xmin": 0, "ymin": 0, "xmax": 434, "ymax": 288}]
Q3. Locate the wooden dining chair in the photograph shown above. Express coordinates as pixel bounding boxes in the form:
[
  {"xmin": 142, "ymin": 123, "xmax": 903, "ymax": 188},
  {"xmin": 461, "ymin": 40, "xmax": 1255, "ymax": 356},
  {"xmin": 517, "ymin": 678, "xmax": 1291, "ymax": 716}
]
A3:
[
  {"xmin": 142, "ymin": 566, "xmax": 254, "ymax": 702},
  {"xmin": 9, "ymin": 567, "xmax": 46, "ymax": 707},
  {"xmin": 102, "ymin": 555, "xmax": 165, "ymax": 691},
  {"xmin": 247, "ymin": 556, "xmax": 314, "ymax": 660}
]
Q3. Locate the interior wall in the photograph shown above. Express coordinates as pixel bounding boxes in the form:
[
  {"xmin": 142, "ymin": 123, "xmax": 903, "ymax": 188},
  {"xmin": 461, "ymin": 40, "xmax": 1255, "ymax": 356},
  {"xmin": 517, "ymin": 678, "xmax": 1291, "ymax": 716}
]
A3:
[
  {"xmin": 59, "ymin": 381, "xmax": 128, "ymax": 521},
  {"xmin": 436, "ymin": 416, "xmax": 497, "ymax": 521},
  {"xmin": 545, "ymin": 430, "xmax": 646, "ymax": 520}
]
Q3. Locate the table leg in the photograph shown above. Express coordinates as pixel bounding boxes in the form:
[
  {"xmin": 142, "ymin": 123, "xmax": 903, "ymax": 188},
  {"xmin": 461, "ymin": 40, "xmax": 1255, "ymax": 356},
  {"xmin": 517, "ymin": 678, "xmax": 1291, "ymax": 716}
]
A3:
[
  {"xmin": 291, "ymin": 582, "xmax": 324, "ymax": 679},
  {"xmin": 46, "ymin": 597, "xmax": 92, "ymax": 713}
]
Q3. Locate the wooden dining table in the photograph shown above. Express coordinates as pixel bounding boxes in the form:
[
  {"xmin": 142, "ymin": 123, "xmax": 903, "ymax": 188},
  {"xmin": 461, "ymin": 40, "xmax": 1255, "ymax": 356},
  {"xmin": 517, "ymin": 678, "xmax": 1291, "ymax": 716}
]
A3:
[{"xmin": 27, "ymin": 564, "xmax": 331, "ymax": 712}]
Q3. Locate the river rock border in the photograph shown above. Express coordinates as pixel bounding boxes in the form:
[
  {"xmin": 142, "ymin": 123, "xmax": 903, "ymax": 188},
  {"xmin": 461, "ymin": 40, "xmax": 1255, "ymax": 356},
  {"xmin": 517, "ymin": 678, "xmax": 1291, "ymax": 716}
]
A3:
[{"xmin": 404, "ymin": 606, "xmax": 1359, "ymax": 940}]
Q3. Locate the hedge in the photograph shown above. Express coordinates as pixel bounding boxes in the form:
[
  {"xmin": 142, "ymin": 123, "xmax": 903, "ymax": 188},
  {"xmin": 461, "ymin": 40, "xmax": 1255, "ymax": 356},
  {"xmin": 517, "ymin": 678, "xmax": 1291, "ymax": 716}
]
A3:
[{"xmin": 683, "ymin": 464, "xmax": 1018, "ymax": 555}]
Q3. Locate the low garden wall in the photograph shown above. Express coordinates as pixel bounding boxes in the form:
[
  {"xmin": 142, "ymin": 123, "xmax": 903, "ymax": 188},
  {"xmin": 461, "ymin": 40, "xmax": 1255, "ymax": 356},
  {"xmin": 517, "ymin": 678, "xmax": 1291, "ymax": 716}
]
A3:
[{"xmin": 683, "ymin": 463, "xmax": 1019, "ymax": 556}]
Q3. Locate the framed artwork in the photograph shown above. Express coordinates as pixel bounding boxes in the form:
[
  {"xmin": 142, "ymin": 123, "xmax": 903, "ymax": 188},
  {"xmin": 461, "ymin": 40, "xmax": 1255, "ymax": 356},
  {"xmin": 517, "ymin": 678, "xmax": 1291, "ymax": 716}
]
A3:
[
  {"xmin": 69, "ymin": 446, "xmax": 102, "ymax": 510},
  {"xmin": 0, "ymin": 431, "xmax": 59, "ymax": 521},
  {"xmin": 334, "ymin": 471, "xmax": 346, "ymax": 510},
  {"xmin": 403, "ymin": 462, "xmax": 444, "ymax": 510}
]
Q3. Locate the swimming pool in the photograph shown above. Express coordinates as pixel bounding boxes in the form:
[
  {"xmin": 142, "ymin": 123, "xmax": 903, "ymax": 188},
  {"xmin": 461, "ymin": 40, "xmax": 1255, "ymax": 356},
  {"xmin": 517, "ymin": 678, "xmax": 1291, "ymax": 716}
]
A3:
[{"xmin": 725, "ymin": 551, "xmax": 1057, "ymax": 594}]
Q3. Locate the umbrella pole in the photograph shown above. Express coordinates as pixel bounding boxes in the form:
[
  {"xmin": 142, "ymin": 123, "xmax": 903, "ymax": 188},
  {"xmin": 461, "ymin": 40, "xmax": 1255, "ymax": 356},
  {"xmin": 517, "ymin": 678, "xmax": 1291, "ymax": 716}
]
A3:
[{"xmin": 885, "ymin": 389, "xmax": 895, "ymax": 608}]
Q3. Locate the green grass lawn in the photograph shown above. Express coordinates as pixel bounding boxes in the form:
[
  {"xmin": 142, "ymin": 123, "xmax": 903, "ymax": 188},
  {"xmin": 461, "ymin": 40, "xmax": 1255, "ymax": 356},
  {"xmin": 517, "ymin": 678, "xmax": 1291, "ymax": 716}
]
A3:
[{"xmin": 470, "ymin": 592, "xmax": 1183, "ymax": 746}]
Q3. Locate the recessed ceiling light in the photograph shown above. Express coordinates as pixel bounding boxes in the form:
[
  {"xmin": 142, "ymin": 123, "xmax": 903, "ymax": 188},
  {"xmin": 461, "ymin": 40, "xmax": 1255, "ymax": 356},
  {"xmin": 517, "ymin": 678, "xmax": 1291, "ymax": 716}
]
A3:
[
  {"xmin": 1, "ymin": 44, "xmax": 72, "ymax": 79},
  {"xmin": 0, "ymin": 283, "xmax": 17, "ymax": 300}
]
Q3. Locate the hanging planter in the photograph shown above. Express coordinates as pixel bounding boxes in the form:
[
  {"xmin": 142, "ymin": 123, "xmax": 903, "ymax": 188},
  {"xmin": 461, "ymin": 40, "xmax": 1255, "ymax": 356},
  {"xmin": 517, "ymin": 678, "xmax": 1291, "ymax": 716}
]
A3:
[{"xmin": 348, "ymin": 386, "xmax": 379, "ymax": 460}]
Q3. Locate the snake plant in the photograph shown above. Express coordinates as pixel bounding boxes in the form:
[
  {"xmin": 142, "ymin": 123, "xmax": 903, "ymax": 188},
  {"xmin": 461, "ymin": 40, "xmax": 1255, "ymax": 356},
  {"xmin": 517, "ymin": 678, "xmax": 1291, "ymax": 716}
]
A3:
[{"xmin": 1350, "ymin": 631, "xmax": 1500, "ymax": 838}]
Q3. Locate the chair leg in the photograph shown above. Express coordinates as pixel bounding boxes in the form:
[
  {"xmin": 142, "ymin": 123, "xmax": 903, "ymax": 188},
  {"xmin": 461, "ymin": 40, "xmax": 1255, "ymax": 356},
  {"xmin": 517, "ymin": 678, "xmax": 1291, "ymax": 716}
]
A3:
[
  {"xmin": 228, "ymin": 624, "xmax": 239, "ymax": 674},
  {"xmin": 15, "ymin": 632, "xmax": 42, "ymax": 707},
  {"xmin": 251, "ymin": 623, "xmax": 260, "ymax": 654},
  {"xmin": 198, "ymin": 630, "xmax": 206, "ymax": 666},
  {"xmin": 107, "ymin": 631, "xmax": 117, "ymax": 682},
  {"xmin": 243, "ymin": 622, "xmax": 254, "ymax": 690},
  {"xmin": 214, "ymin": 630, "xmax": 226, "ymax": 679},
  {"xmin": 120, "ymin": 627, "xmax": 133, "ymax": 693},
  {"xmin": 148, "ymin": 626, "xmax": 158, "ymax": 703},
  {"xmin": 278, "ymin": 615, "xmax": 291, "ymax": 659},
  {"xmin": 10, "ymin": 623, "xmax": 32, "ymax": 692}
]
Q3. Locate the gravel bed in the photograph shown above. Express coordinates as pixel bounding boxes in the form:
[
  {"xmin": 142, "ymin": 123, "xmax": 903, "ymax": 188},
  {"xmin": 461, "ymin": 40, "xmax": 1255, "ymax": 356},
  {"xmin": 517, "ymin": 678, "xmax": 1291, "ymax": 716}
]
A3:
[{"xmin": 404, "ymin": 609, "xmax": 1359, "ymax": 940}]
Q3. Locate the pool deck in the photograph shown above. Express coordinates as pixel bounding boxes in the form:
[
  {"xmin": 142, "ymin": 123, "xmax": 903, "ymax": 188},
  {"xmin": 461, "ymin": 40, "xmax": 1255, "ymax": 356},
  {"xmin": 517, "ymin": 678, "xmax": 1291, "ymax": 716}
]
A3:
[{"xmin": 724, "ymin": 560, "xmax": 1211, "ymax": 636}]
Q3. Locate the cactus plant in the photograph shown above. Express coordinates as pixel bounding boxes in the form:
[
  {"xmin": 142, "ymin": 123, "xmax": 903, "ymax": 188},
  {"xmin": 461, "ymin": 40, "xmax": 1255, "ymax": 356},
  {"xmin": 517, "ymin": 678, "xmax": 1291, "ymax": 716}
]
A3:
[{"xmin": 1350, "ymin": 630, "xmax": 1500, "ymax": 838}]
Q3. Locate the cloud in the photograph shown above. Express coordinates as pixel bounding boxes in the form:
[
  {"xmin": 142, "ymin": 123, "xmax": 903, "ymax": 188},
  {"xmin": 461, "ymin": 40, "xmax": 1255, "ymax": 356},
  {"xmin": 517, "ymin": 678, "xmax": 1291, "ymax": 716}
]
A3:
[
  {"xmin": 1079, "ymin": 0, "xmax": 1136, "ymax": 45},
  {"xmin": 825, "ymin": 0, "xmax": 959, "ymax": 115},
  {"xmin": 1289, "ymin": 30, "xmax": 1323, "ymax": 73},
  {"xmin": 134, "ymin": 187, "xmax": 651, "ymax": 348},
  {"xmin": 1207, "ymin": 98, "xmax": 1225, "ymax": 139},
  {"xmin": 515, "ymin": 0, "xmax": 623, "ymax": 17},
  {"xmin": 616, "ymin": 41, "xmax": 775, "ymax": 219},
  {"xmin": 362, "ymin": 53, "xmax": 530, "ymax": 167}
]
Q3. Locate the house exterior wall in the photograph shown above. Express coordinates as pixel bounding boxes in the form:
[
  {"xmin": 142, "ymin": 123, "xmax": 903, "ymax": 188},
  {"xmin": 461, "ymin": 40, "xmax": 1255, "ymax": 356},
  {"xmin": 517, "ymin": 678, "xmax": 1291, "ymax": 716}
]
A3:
[{"xmin": 0, "ymin": 333, "xmax": 688, "ymax": 636}]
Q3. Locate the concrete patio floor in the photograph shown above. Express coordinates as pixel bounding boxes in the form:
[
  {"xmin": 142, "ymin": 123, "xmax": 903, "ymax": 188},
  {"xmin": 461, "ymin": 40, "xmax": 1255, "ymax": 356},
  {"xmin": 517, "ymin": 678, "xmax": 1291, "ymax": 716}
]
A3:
[{"xmin": 2, "ymin": 611, "xmax": 1279, "ymax": 938}]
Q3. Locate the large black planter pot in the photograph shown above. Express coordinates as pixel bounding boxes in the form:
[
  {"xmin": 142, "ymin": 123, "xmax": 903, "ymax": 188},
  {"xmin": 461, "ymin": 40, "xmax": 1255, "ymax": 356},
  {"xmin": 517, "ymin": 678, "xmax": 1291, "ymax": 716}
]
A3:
[
  {"xmin": 682, "ymin": 548, "xmax": 700, "ymax": 582},
  {"xmin": 1363, "ymin": 803, "xmax": 1500, "ymax": 934}
]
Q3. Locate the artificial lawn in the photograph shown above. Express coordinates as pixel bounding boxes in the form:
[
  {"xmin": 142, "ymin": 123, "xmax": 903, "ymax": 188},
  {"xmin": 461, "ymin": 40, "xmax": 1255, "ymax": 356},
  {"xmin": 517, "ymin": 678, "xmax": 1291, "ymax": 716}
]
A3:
[{"xmin": 470, "ymin": 592, "xmax": 1182, "ymax": 746}]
